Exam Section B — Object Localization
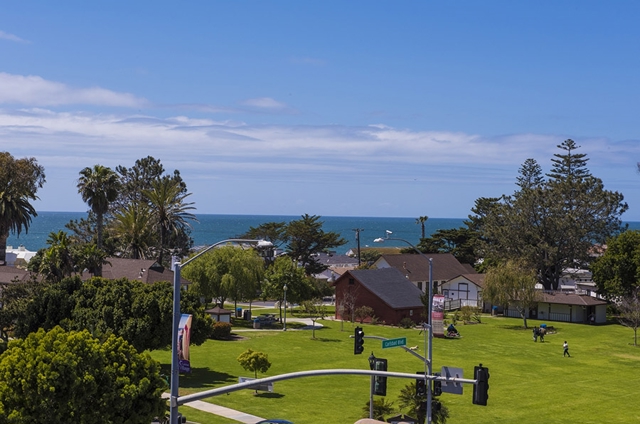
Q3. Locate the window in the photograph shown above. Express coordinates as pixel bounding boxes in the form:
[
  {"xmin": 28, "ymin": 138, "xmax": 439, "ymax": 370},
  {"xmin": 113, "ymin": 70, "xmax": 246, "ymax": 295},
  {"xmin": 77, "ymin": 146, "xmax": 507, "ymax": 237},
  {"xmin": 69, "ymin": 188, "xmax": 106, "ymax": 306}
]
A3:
[
  {"xmin": 418, "ymin": 281, "xmax": 423, "ymax": 291},
  {"xmin": 458, "ymin": 283, "xmax": 469, "ymax": 300}
]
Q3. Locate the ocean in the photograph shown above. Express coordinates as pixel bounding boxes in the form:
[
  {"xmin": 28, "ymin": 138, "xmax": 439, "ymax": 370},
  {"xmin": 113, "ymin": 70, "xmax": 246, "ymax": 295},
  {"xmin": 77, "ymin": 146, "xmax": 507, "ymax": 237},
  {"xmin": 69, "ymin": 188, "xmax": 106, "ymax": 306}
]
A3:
[
  {"xmin": 8, "ymin": 212, "xmax": 640, "ymax": 254},
  {"xmin": 7, "ymin": 212, "xmax": 466, "ymax": 253}
]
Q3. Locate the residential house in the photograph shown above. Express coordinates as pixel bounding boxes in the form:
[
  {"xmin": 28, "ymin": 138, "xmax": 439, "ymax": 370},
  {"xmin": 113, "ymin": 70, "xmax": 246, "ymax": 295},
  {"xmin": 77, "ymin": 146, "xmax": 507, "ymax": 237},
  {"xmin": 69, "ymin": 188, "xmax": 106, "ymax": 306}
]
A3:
[
  {"xmin": 441, "ymin": 273, "xmax": 486, "ymax": 311},
  {"xmin": 374, "ymin": 253, "xmax": 472, "ymax": 294},
  {"xmin": 82, "ymin": 257, "xmax": 191, "ymax": 286},
  {"xmin": 333, "ymin": 267, "xmax": 424, "ymax": 326}
]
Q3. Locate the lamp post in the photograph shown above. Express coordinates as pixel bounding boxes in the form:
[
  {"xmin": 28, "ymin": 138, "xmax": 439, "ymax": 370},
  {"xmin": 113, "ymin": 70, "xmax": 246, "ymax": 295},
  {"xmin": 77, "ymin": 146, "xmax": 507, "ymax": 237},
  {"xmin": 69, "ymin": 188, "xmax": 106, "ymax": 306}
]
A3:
[
  {"xmin": 368, "ymin": 352, "xmax": 376, "ymax": 419},
  {"xmin": 170, "ymin": 239, "xmax": 273, "ymax": 424},
  {"xmin": 374, "ymin": 231, "xmax": 434, "ymax": 424},
  {"xmin": 283, "ymin": 284, "xmax": 287, "ymax": 331}
]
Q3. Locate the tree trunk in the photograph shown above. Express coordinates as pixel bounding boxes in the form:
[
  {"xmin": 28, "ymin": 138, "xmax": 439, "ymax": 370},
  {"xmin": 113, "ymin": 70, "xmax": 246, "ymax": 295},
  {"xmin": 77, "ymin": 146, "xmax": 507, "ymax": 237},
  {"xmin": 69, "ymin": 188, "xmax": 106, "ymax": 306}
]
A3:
[{"xmin": 0, "ymin": 231, "xmax": 7, "ymax": 265}]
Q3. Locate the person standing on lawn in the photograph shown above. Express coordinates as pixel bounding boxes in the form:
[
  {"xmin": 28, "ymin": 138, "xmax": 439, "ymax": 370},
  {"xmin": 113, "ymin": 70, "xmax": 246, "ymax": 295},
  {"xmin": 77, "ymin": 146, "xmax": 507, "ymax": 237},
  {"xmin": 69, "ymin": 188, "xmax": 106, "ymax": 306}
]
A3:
[{"xmin": 563, "ymin": 340, "xmax": 571, "ymax": 357}]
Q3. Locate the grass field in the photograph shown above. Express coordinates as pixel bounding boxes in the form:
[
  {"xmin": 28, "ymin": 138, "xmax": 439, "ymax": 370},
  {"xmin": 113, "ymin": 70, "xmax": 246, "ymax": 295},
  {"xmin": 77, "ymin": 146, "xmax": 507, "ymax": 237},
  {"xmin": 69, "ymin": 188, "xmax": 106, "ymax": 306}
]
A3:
[{"xmin": 150, "ymin": 313, "xmax": 640, "ymax": 424}]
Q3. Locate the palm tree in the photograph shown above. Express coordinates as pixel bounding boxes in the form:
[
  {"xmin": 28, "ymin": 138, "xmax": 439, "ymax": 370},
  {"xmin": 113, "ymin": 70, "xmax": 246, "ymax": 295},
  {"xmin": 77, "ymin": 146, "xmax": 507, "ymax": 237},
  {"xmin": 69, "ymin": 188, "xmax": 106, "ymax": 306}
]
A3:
[
  {"xmin": 0, "ymin": 191, "xmax": 38, "ymax": 265},
  {"xmin": 144, "ymin": 177, "xmax": 197, "ymax": 265},
  {"xmin": 110, "ymin": 203, "xmax": 155, "ymax": 259},
  {"xmin": 416, "ymin": 215, "xmax": 429, "ymax": 239},
  {"xmin": 77, "ymin": 165, "xmax": 120, "ymax": 271},
  {"xmin": 38, "ymin": 231, "xmax": 75, "ymax": 282},
  {"xmin": 0, "ymin": 153, "xmax": 45, "ymax": 265}
]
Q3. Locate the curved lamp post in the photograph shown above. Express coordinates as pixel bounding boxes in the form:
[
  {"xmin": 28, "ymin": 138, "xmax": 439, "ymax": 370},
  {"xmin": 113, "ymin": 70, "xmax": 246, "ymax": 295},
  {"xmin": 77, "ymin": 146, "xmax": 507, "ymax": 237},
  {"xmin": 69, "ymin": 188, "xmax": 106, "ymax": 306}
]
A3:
[
  {"xmin": 374, "ymin": 230, "xmax": 434, "ymax": 424},
  {"xmin": 170, "ymin": 239, "xmax": 273, "ymax": 424}
]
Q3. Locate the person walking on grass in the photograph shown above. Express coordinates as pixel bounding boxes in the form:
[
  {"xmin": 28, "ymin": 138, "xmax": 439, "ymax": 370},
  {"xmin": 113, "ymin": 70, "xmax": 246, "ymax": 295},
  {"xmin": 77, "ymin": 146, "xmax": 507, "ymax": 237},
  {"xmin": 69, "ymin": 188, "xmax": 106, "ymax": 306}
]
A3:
[{"xmin": 563, "ymin": 340, "xmax": 571, "ymax": 357}]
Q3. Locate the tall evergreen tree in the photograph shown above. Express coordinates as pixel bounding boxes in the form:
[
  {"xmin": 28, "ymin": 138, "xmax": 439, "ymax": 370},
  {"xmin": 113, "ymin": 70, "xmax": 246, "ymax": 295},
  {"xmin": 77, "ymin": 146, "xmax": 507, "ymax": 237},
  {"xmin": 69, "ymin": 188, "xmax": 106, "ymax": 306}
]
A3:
[{"xmin": 476, "ymin": 140, "xmax": 627, "ymax": 289}]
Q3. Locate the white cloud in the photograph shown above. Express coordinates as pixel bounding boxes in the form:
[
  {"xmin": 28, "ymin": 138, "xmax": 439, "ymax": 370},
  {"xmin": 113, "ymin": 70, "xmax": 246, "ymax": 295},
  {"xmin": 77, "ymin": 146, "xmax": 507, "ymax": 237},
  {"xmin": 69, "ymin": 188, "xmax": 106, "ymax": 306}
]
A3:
[
  {"xmin": 240, "ymin": 97, "xmax": 288, "ymax": 110},
  {"xmin": 0, "ymin": 73, "xmax": 149, "ymax": 107},
  {"xmin": 0, "ymin": 30, "xmax": 28, "ymax": 43},
  {"xmin": 2, "ymin": 107, "xmax": 639, "ymax": 218}
]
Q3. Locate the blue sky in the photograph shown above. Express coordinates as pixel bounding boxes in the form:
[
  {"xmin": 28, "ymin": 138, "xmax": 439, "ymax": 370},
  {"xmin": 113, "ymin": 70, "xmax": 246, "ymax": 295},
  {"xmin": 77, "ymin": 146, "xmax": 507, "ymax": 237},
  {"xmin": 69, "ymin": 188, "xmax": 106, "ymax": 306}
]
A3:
[{"xmin": 2, "ymin": 1, "xmax": 640, "ymax": 220}]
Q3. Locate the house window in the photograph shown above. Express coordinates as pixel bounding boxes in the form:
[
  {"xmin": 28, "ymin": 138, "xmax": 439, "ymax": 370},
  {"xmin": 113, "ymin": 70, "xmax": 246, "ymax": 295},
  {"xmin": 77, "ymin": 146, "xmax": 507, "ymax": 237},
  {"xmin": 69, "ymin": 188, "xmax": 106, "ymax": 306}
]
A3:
[
  {"xmin": 418, "ymin": 281, "xmax": 423, "ymax": 291},
  {"xmin": 410, "ymin": 310, "xmax": 413, "ymax": 316},
  {"xmin": 458, "ymin": 283, "xmax": 469, "ymax": 300},
  {"xmin": 349, "ymin": 278, "xmax": 355, "ymax": 285}
]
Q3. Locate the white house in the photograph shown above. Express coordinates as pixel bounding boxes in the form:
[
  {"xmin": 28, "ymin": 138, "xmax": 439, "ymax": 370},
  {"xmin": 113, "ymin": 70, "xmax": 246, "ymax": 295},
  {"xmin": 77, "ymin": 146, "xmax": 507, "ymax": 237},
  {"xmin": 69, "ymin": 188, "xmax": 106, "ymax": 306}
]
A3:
[{"xmin": 441, "ymin": 273, "xmax": 485, "ymax": 310}]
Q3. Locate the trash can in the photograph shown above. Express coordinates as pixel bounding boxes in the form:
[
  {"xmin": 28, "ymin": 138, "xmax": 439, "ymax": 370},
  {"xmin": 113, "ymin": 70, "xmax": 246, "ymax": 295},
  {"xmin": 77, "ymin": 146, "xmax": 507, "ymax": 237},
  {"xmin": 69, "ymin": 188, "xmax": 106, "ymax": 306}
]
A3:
[
  {"xmin": 253, "ymin": 319, "xmax": 261, "ymax": 329},
  {"xmin": 243, "ymin": 309, "xmax": 252, "ymax": 321},
  {"xmin": 236, "ymin": 308, "xmax": 243, "ymax": 318}
]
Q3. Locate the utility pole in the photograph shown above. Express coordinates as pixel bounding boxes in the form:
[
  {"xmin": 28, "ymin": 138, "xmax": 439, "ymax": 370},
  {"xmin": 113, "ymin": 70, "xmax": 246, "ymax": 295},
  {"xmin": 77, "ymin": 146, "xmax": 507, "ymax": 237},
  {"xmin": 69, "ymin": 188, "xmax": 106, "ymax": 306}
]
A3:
[{"xmin": 353, "ymin": 228, "xmax": 364, "ymax": 266}]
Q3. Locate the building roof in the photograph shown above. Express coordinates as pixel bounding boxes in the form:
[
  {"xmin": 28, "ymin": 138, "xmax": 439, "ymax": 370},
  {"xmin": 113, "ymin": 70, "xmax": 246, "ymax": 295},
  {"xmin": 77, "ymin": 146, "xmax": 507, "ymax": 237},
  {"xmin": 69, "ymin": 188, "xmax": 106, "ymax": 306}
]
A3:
[
  {"xmin": 450, "ymin": 273, "xmax": 486, "ymax": 289},
  {"xmin": 539, "ymin": 291, "xmax": 607, "ymax": 306},
  {"xmin": 375, "ymin": 253, "xmax": 471, "ymax": 282},
  {"xmin": 84, "ymin": 257, "xmax": 191, "ymax": 285},
  {"xmin": 0, "ymin": 265, "xmax": 33, "ymax": 284},
  {"xmin": 345, "ymin": 268, "xmax": 424, "ymax": 309},
  {"xmin": 205, "ymin": 306, "xmax": 233, "ymax": 314}
]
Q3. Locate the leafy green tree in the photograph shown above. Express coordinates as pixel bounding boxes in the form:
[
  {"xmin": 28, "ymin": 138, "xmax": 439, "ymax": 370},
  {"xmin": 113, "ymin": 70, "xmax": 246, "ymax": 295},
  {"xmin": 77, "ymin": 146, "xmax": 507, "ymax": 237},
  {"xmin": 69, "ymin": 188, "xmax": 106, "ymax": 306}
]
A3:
[
  {"xmin": 354, "ymin": 305, "xmax": 375, "ymax": 323},
  {"xmin": 237, "ymin": 348, "xmax": 271, "ymax": 379},
  {"xmin": 476, "ymin": 140, "xmax": 627, "ymax": 289},
  {"xmin": 285, "ymin": 214, "xmax": 347, "ymax": 275},
  {"xmin": 263, "ymin": 256, "xmax": 313, "ymax": 319},
  {"xmin": 355, "ymin": 249, "xmax": 383, "ymax": 269},
  {"xmin": 114, "ymin": 156, "xmax": 183, "ymax": 210},
  {"xmin": 616, "ymin": 288, "xmax": 640, "ymax": 347},
  {"xmin": 73, "ymin": 242, "xmax": 110, "ymax": 276},
  {"xmin": 240, "ymin": 221, "xmax": 288, "ymax": 248},
  {"xmin": 483, "ymin": 260, "xmax": 541, "ymax": 328},
  {"xmin": 417, "ymin": 227, "xmax": 478, "ymax": 266},
  {"xmin": 0, "ymin": 152, "xmax": 45, "ymax": 265},
  {"xmin": 0, "ymin": 326, "xmax": 166, "ymax": 423},
  {"xmin": 591, "ymin": 230, "xmax": 640, "ymax": 299},
  {"xmin": 12, "ymin": 277, "xmax": 212, "ymax": 352},
  {"xmin": 416, "ymin": 215, "xmax": 429, "ymax": 239},
  {"xmin": 77, "ymin": 164, "xmax": 120, "ymax": 251},
  {"xmin": 144, "ymin": 177, "xmax": 197, "ymax": 265},
  {"xmin": 182, "ymin": 245, "xmax": 264, "ymax": 308}
]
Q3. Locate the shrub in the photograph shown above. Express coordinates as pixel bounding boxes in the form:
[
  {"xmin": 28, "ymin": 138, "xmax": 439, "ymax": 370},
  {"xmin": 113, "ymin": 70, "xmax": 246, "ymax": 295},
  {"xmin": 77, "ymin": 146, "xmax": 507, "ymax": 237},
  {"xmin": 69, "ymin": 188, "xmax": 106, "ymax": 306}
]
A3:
[
  {"xmin": 460, "ymin": 306, "xmax": 482, "ymax": 323},
  {"xmin": 355, "ymin": 306, "xmax": 375, "ymax": 323},
  {"xmin": 211, "ymin": 321, "xmax": 232, "ymax": 340},
  {"xmin": 399, "ymin": 317, "xmax": 415, "ymax": 329}
]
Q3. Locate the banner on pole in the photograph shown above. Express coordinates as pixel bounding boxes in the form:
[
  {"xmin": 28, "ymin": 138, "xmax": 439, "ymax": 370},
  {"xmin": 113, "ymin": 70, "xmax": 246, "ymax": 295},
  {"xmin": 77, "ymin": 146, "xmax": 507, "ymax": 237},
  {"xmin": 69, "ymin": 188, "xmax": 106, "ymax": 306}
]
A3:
[
  {"xmin": 178, "ymin": 314, "xmax": 193, "ymax": 373},
  {"xmin": 432, "ymin": 295, "xmax": 445, "ymax": 337}
]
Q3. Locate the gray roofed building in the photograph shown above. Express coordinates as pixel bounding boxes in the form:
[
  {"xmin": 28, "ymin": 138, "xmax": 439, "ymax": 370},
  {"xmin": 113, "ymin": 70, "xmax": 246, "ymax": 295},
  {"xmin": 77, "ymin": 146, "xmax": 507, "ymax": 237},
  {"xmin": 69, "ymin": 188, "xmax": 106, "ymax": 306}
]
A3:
[{"xmin": 333, "ymin": 267, "xmax": 424, "ymax": 326}]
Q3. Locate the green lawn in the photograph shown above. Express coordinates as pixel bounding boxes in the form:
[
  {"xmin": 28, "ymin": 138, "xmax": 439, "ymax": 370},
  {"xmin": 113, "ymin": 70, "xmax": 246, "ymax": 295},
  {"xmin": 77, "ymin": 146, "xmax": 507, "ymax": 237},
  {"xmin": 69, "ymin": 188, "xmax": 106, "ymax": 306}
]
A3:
[{"xmin": 150, "ymin": 315, "xmax": 640, "ymax": 423}]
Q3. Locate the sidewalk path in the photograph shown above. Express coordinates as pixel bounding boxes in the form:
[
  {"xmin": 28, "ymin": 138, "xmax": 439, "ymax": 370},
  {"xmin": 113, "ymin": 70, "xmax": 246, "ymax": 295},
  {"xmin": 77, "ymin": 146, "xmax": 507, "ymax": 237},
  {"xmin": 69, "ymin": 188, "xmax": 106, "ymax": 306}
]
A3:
[
  {"xmin": 162, "ymin": 394, "xmax": 265, "ymax": 424},
  {"xmin": 182, "ymin": 400, "xmax": 265, "ymax": 424}
]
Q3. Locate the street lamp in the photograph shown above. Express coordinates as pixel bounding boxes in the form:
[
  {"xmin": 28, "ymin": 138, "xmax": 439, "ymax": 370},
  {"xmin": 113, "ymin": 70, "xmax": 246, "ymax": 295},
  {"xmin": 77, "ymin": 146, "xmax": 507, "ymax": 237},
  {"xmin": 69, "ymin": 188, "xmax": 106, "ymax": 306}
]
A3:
[
  {"xmin": 169, "ymin": 239, "xmax": 273, "ymax": 424},
  {"xmin": 283, "ymin": 284, "xmax": 287, "ymax": 331},
  {"xmin": 374, "ymin": 231, "xmax": 434, "ymax": 424}
]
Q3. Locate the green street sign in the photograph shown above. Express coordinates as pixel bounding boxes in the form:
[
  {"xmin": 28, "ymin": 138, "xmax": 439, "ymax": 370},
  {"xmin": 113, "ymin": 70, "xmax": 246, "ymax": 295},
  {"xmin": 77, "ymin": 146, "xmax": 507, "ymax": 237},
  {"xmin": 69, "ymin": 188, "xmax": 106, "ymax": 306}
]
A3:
[{"xmin": 382, "ymin": 337, "xmax": 407, "ymax": 349}]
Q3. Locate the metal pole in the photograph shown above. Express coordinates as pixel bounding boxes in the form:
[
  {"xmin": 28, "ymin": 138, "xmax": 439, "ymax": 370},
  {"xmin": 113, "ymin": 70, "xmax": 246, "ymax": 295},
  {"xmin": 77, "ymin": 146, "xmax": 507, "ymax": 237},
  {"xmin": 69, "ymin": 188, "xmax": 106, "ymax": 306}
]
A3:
[
  {"xmin": 426, "ymin": 258, "xmax": 433, "ymax": 424},
  {"xmin": 283, "ymin": 285, "xmax": 287, "ymax": 331},
  {"xmin": 168, "ymin": 239, "xmax": 273, "ymax": 424},
  {"xmin": 370, "ymin": 375, "xmax": 374, "ymax": 418},
  {"xmin": 373, "ymin": 233, "xmax": 433, "ymax": 424},
  {"xmin": 169, "ymin": 256, "xmax": 181, "ymax": 424}
]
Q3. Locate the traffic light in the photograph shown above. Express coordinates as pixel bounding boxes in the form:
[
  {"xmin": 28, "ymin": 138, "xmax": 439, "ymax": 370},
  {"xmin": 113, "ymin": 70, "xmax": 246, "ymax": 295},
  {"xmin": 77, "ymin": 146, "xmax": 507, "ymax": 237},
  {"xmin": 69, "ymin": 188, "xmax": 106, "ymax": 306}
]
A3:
[
  {"xmin": 473, "ymin": 364, "xmax": 490, "ymax": 406},
  {"xmin": 373, "ymin": 358, "xmax": 387, "ymax": 396},
  {"xmin": 354, "ymin": 326, "xmax": 365, "ymax": 355},
  {"xmin": 415, "ymin": 372, "xmax": 426, "ymax": 397},
  {"xmin": 433, "ymin": 372, "xmax": 442, "ymax": 396},
  {"xmin": 176, "ymin": 414, "xmax": 186, "ymax": 424}
]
